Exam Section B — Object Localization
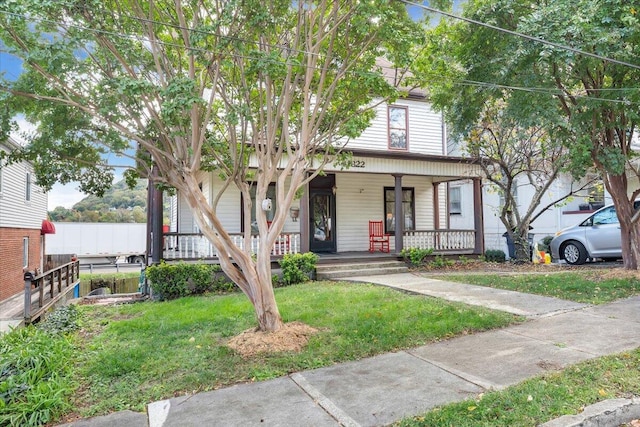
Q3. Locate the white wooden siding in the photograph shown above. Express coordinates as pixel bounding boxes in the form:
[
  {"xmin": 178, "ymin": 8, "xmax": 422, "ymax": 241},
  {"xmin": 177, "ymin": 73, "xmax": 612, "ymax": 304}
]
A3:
[
  {"xmin": 335, "ymin": 174, "xmax": 433, "ymax": 252},
  {"xmin": 0, "ymin": 145, "xmax": 47, "ymax": 229},
  {"xmin": 346, "ymin": 98, "xmax": 444, "ymax": 156},
  {"xmin": 178, "ymin": 173, "xmax": 301, "ymax": 234}
]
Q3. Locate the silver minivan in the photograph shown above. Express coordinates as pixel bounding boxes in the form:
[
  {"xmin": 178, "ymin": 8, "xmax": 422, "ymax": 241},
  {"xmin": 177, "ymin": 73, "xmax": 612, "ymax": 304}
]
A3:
[{"xmin": 550, "ymin": 201, "xmax": 640, "ymax": 265}]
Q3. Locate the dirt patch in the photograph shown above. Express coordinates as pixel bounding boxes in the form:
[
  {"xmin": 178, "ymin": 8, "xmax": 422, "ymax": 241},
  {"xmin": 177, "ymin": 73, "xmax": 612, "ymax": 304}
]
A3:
[{"xmin": 226, "ymin": 321, "xmax": 319, "ymax": 358}]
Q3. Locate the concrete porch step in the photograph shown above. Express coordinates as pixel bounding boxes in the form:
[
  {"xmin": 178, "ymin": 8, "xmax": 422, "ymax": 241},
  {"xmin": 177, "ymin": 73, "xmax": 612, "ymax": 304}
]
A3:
[{"xmin": 316, "ymin": 260, "xmax": 409, "ymax": 280}]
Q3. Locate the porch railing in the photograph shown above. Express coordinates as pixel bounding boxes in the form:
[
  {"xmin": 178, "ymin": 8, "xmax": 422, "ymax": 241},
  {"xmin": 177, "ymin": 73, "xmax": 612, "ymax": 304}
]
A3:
[
  {"xmin": 24, "ymin": 260, "xmax": 80, "ymax": 324},
  {"xmin": 403, "ymin": 229, "xmax": 476, "ymax": 252},
  {"xmin": 163, "ymin": 232, "xmax": 301, "ymax": 260}
]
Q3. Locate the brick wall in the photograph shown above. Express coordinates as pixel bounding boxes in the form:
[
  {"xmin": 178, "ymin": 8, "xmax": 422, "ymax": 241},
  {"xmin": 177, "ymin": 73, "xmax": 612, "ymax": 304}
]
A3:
[{"xmin": 0, "ymin": 227, "xmax": 42, "ymax": 302}]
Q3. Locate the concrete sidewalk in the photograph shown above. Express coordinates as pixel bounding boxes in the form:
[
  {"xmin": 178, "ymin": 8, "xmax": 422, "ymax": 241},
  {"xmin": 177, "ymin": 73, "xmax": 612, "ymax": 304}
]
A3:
[{"xmin": 60, "ymin": 273, "xmax": 640, "ymax": 427}]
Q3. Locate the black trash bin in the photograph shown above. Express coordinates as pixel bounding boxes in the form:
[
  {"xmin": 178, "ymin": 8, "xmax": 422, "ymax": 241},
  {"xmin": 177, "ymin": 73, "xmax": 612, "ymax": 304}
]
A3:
[{"xmin": 502, "ymin": 231, "xmax": 534, "ymax": 259}]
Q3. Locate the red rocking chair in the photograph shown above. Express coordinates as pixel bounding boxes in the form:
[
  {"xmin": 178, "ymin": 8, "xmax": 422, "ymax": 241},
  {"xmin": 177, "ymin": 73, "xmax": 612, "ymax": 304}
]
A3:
[{"xmin": 369, "ymin": 220, "xmax": 390, "ymax": 253}]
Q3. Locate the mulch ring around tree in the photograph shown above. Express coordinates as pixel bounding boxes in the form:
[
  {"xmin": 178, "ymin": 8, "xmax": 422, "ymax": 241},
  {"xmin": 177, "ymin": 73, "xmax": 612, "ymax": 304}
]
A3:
[{"xmin": 226, "ymin": 321, "xmax": 319, "ymax": 358}]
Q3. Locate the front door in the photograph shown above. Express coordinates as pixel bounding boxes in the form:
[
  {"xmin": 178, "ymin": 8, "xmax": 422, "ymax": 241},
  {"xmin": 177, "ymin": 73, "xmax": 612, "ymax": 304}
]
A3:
[{"xmin": 309, "ymin": 176, "xmax": 336, "ymax": 253}]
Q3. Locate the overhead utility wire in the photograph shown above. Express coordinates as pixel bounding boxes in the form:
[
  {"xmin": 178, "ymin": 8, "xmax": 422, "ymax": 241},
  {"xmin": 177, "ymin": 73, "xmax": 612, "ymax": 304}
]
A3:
[
  {"xmin": 399, "ymin": 0, "xmax": 640, "ymax": 71},
  {"xmin": 0, "ymin": 7, "xmax": 637, "ymax": 106}
]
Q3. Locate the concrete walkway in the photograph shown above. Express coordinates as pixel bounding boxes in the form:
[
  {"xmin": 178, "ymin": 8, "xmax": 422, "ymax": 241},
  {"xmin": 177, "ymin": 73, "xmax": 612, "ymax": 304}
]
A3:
[{"xmin": 59, "ymin": 273, "xmax": 640, "ymax": 427}]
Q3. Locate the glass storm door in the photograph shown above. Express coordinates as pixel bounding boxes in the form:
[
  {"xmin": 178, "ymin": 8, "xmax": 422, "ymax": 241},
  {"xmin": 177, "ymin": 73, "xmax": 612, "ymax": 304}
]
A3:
[{"xmin": 309, "ymin": 191, "xmax": 336, "ymax": 253}]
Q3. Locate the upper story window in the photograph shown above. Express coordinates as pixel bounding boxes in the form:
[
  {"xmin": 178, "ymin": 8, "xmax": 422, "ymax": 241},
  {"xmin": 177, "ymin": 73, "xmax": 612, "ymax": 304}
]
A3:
[
  {"xmin": 25, "ymin": 172, "xmax": 31, "ymax": 201},
  {"xmin": 449, "ymin": 186, "xmax": 462, "ymax": 215},
  {"xmin": 388, "ymin": 105, "xmax": 408, "ymax": 150}
]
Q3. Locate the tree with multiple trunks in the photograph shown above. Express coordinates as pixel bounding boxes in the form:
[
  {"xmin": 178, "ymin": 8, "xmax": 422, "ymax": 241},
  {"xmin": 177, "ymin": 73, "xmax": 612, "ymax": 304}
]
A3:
[
  {"xmin": 414, "ymin": 0, "xmax": 640, "ymax": 267},
  {"xmin": 0, "ymin": 0, "xmax": 420, "ymax": 331}
]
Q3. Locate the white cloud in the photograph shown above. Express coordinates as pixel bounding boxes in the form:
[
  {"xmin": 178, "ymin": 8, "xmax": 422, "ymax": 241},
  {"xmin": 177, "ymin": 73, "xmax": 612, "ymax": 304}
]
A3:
[
  {"xmin": 46, "ymin": 171, "xmax": 128, "ymax": 210},
  {"xmin": 47, "ymin": 182, "xmax": 86, "ymax": 210}
]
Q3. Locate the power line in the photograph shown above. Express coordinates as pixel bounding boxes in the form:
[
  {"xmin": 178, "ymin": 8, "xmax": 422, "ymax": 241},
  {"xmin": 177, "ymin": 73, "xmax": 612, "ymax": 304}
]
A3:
[
  {"xmin": 400, "ymin": 0, "xmax": 640, "ymax": 71},
  {"xmin": 1, "ymin": 5, "xmax": 639, "ymax": 107}
]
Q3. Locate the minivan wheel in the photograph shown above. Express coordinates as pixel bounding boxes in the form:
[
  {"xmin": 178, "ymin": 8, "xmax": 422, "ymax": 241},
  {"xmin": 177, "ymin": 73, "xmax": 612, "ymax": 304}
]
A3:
[{"xmin": 562, "ymin": 241, "xmax": 588, "ymax": 265}]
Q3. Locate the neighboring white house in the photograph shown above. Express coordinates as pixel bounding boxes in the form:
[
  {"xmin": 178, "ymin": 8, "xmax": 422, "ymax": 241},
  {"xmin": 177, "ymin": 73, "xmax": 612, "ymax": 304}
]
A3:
[
  {"xmin": 0, "ymin": 137, "xmax": 51, "ymax": 303},
  {"xmin": 448, "ymin": 169, "xmax": 610, "ymax": 258},
  {"xmin": 167, "ymin": 88, "xmax": 486, "ymax": 258}
]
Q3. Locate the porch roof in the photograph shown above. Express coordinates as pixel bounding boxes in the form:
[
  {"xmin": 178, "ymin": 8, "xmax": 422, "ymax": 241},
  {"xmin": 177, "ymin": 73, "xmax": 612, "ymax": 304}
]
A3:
[{"xmin": 322, "ymin": 148, "xmax": 484, "ymax": 182}]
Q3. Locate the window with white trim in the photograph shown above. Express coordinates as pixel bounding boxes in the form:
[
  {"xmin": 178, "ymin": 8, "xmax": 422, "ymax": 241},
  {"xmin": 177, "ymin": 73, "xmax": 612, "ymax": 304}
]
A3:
[
  {"xmin": 384, "ymin": 187, "xmax": 415, "ymax": 234},
  {"xmin": 23, "ymin": 237, "xmax": 29, "ymax": 268},
  {"xmin": 25, "ymin": 172, "xmax": 31, "ymax": 201},
  {"xmin": 388, "ymin": 105, "xmax": 408, "ymax": 150},
  {"xmin": 449, "ymin": 186, "xmax": 462, "ymax": 215}
]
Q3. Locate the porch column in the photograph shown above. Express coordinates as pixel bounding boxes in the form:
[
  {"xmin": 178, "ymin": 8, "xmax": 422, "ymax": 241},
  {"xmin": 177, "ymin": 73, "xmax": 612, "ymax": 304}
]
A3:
[
  {"xmin": 433, "ymin": 182, "xmax": 440, "ymax": 229},
  {"xmin": 300, "ymin": 181, "xmax": 310, "ymax": 253},
  {"xmin": 150, "ymin": 166, "xmax": 164, "ymax": 265},
  {"xmin": 473, "ymin": 177, "xmax": 485, "ymax": 255},
  {"xmin": 393, "ymin": 174, "xmax": 404, "ymax": 254}
]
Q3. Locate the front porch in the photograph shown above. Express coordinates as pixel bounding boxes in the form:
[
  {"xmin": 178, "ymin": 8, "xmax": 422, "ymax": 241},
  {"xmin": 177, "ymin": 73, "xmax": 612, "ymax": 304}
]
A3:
[{"xmin": 162, "ymin": 229, "xmax": 477, "ymax": 261}]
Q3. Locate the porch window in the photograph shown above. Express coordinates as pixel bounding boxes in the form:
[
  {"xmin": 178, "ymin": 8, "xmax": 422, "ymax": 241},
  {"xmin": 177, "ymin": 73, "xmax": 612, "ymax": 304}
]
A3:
[
  {"xmin": 388, "ymin": 105, "xmax": 408, "ymax": 150},
  {"xmin": 384, "ymin": 187, "xmax": 415, "ymax": 235},
  {"xmin": 241, "ymin": 184, "xmax": 276, "ymax": 233},
  {"xmin": 449, "ymin": 186, "xmax": 462, "ymax": 215}
]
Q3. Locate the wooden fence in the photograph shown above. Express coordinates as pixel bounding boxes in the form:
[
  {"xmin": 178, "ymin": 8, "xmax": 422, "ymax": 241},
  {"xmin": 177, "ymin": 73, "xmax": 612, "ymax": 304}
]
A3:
[
  {"xmin": 79, "ymin": 277, "xmax": 141, "ymax": 296},
  {"xmin": 24, "ymin": 260, "xmax": 80, "ymax": 324}
]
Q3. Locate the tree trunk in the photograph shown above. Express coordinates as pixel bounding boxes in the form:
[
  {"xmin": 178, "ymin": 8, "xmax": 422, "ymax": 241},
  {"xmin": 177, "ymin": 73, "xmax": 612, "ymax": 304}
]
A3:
[
  {"xmin": 176, "ymin": 174, "xmax": 285, "ymax": 332},
  {"xmin": 604, "ymin": 173, "xmax": 638, "ymax": 270}
]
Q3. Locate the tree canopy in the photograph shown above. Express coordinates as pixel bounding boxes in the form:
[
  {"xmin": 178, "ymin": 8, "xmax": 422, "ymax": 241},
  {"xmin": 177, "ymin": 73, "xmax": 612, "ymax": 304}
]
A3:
[
  {"xmin": 0, "ymin": 0, "xmax": 421, "ymax": 329},
  {"xmin": 415, "ymin": 0, "xmax": 640, "ymax": 266}
]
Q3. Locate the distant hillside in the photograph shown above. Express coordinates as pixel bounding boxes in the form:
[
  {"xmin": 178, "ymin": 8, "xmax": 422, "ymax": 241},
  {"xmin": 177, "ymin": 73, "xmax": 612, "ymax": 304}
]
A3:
[{"xmin": 49, "ymin": 179, "xmax": 148, "ymax": 223}]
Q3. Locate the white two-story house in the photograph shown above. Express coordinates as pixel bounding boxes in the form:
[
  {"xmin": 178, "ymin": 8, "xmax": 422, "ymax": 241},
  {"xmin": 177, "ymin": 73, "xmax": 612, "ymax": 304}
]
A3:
[
  {"xmin": 166, "ymin": 81, "xmax": 486, "ymax": 259},
  {"xmin": 0, "ymin": 137, "xmax": 51, "ymax": 303}
]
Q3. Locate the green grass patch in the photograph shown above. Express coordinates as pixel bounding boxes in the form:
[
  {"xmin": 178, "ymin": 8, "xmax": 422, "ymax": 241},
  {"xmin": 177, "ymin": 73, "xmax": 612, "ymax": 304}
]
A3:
[
  {"xmin": 434, "ymin": 271, "xmax": 640, "ymax": 304},
  {"xmin": 71, "ymin": 281, "xmax": 518, "ymax": 417},
  {"xmin": 0, "ymin": 309, "xmax": 79, "ymax": 427},
  {"xmin": 79, "ymin": 272, "xmax": 141, "ymax": 281},
  {"xmin": 396, "ymin": 348, "xmax": 640, "ymax": 427}
]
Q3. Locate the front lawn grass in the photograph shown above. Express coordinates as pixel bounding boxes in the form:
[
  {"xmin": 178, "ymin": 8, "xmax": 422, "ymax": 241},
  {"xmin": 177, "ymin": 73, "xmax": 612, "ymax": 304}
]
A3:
[
  {"xmin": 71, "ymin": 281, "xmax": 518, "ymax": 417},
  {"xmin": 396, "ymin": 347, "xmax": 640, "ymax": 427},
  {"xmin": 433, "ymin": 271, "xmax": 640, "ymax": 304}
]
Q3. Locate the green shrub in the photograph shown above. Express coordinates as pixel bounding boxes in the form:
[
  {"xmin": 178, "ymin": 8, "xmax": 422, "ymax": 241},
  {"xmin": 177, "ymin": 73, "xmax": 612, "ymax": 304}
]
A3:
[
  {"xmin": 0, "ymin": 322, "xmax": 76, "ymax": 426},
  {"xmin": 38, "ymin": 304, "xmax": 80, "ymax": 335},
  {"xmin": 146, "ymin": 262, "xmax": 235, "ymax": 300},
  {"xmin": 400, "ymin": 247, "xmax": 434, "ymax": 267},
  {"xmin": 538, "ymin": 235, "xmax": 554, "ymax": 253},
  {"xmin": 484, "ymin": 249, "xmax": 507, "ymax": 263},
  {"xmin": 278, "ymin": 253, "xmax": 319, "ymax": 286},
  {"xmin": 429, "ymin": 254, "xmax": 454, "ymax": 269}
]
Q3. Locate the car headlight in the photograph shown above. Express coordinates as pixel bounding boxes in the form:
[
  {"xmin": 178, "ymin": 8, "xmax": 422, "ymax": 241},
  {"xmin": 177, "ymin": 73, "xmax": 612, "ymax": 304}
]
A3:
[{"xmin": 554, "ymin": 231, "xmax": 562, "ymax": 237}]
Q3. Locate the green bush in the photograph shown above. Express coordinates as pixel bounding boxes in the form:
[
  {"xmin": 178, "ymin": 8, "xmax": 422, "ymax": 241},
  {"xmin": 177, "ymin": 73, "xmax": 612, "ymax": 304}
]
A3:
[
  {"xmin": 146, "ymin": 262, "xmax": 235, "ymax": 300},
  {"xmin": 429, "ymin": 254, "xmax": 454, "ymax": 269},
  {"xmin": 484, "ymin": 249, "xmax": 507, "ymax": 263},
  {"xmin": 278, "ymin": 253, "xmax": 319, "ymax": 286},
  {"xmin": 37, "ymin": 304, "xmax": 80, "ymax": 335},
  {"xmin": 400, "ymin": 247, "xmax": 434, "ymax": 267},
  {"xmin": 538, "ymin": 235, "xmax": 554, "ymax": 253},
  {"xmin": 0, "ymin": 315, "xmax": 77, "ymax": 426}
]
